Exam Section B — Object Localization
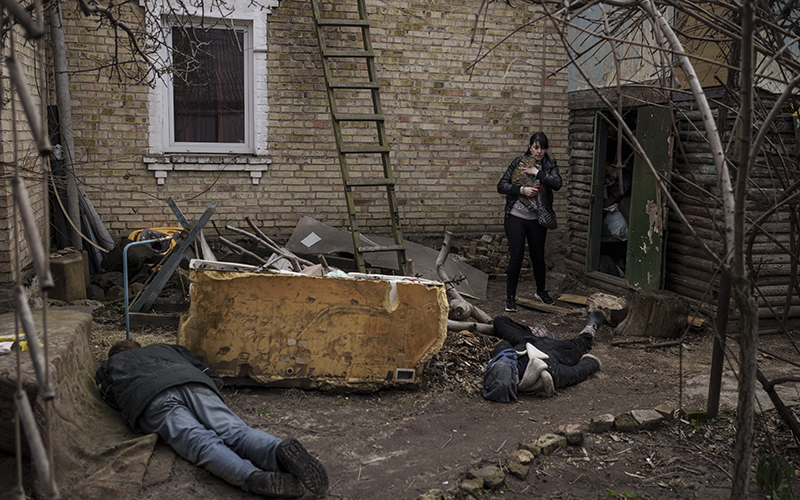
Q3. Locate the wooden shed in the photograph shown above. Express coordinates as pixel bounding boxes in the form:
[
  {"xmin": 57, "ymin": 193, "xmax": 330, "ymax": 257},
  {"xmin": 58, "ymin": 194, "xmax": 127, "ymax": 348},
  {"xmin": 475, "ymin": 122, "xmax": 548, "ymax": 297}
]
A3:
[{"xmin": 565, "ymin": 86, "xmax": 800, "ymax": 333}]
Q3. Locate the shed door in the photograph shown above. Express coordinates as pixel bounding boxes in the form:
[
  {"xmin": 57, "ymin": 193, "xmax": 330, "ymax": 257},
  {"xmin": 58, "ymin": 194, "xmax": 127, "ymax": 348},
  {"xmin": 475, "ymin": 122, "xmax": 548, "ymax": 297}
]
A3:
[
  {"xmin": 587, "ymin": 106, "xmax": 672, "ymax": 289},
  {"xmin": 625, "ymin": 106, "xmax": 672, "ymax": 289}
]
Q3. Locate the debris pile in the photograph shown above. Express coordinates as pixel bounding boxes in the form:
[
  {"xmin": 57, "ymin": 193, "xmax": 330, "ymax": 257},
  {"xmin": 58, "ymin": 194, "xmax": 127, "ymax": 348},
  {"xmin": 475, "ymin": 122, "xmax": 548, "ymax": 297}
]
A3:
[
  {"xmin": 453, "ymin": 234, "xmax": 514, "ymax": 276},
  {"xmin": 423, "ymin": 329, "xmax": 495, "ymax": 394}
]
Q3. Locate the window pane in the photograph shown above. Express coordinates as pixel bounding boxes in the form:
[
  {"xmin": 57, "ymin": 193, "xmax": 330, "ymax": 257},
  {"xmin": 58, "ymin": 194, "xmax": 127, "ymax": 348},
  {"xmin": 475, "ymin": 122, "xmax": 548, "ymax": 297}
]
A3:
[{"xmin": 172, "ymin": 27, "xmax": 245, "ymax": 144}]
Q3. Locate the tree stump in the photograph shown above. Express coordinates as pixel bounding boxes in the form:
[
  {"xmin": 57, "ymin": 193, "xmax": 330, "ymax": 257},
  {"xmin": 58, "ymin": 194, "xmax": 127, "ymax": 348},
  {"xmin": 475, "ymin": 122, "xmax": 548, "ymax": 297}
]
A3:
[
  {"xmin": 586, "ymin": 292, "xmax": 629, "ymax": 327},
  {"xmin": 612, "ymin": 289, "xmax": 688, "ymax": 339}
]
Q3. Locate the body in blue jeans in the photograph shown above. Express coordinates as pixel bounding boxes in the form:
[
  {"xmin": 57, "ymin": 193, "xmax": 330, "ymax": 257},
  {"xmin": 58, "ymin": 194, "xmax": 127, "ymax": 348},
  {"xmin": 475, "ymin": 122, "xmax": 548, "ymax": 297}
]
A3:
[
  {"xmin": 138, "ymin": 383, "xmax": 281, "ymax": 487},
  {"xmin": 95, "ymin": 342, "xmax": 328, "ymax": 497}
]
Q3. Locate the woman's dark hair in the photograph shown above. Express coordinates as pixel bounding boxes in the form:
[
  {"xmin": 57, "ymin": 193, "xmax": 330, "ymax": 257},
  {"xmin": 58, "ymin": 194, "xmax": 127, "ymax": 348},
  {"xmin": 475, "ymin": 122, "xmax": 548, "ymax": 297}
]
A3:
[
  {"xmin": 108, "ymin": 339, "xmax": 142, "ymax": 358},
  {"xmin": 529, "ymin": 132, "xmax": 549, "ymax": 150}
]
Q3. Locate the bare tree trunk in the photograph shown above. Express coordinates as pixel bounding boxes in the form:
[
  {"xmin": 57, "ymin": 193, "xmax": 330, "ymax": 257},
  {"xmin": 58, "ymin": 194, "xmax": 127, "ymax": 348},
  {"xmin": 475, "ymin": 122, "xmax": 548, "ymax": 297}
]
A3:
[
  {"xmin": 49, "ymin": 0, "xmax": 81, "ymax": 248},
  {"xmin": 730, "ymin": 2, "xmax": 758, "ymax": 498}
]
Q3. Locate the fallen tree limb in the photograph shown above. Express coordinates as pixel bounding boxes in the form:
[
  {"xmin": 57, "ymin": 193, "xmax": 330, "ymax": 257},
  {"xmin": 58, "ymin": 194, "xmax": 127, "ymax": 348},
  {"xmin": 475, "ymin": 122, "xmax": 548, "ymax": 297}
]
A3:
[
  {"xmin": 757, "ymin": 369, "xmax": 800, "ymax": 443},
  {"xmin": 447, "ymin": 320, "xmax": 494, "ymax": 335},
  {"xmin": 436, "ymin": 231, "xmax": 492, "ymax": 323}
]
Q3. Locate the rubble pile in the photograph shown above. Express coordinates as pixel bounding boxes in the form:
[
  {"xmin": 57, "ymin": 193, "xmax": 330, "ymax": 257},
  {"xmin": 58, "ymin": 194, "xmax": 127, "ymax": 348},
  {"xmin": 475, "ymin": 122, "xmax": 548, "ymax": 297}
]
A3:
[{"xmin": 453, "ymin": 234, "xmax": 533, "ymax": 277}]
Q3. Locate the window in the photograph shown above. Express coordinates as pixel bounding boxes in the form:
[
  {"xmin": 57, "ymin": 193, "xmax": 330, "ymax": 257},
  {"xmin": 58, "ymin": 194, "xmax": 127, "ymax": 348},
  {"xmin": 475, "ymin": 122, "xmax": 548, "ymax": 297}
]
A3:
[
  {"xmin": 165, "ymin": 22, "xmax": 253, "ymax": 154},
  {"xmin": 147, "ymin": 10, "xmax": 273, "ymax": 185}
]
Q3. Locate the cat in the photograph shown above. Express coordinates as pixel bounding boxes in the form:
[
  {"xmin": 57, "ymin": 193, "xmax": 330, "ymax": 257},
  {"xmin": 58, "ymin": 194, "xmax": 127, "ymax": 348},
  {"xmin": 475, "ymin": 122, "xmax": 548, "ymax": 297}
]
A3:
[{"xmin": 511, "ymin": 155, "xmax": 540, "ymax": 212}]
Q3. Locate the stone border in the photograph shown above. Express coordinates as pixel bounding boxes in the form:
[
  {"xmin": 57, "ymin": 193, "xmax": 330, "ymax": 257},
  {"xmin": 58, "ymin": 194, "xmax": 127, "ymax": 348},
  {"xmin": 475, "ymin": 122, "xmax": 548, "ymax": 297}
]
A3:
[{"xmin": 418, "ymin": 404, "xmax": 709, "ymax": 499}]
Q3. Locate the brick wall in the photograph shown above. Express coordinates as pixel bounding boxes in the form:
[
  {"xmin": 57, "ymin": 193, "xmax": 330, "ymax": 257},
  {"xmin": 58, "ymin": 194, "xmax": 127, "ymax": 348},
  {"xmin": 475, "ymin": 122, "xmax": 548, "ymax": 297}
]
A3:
[
  {"xmin": 60, "ymin": 4, "xmax": 152, "ymax": 237},
  {"xmin": 7, "ymin": 0, "xmax": 570, "ymax": 286},
  {"xmin": 0, "ymin": 27, "xmax": 47, "ymax": 288},
  {"xmin": 265, "ymin": 0, "xmax": 570, "ymax": 238}
]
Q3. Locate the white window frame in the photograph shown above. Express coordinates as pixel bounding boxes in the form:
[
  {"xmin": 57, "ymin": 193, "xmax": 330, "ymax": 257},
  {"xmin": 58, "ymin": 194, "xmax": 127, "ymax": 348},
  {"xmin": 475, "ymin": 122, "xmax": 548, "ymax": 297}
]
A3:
[
  {"xmin": 146, "ymin": 2, "xmax": 275, "ymax": 185},
  {"xmin": 165, "ymin": 21, "xmax": 254, "ymax": 154}
]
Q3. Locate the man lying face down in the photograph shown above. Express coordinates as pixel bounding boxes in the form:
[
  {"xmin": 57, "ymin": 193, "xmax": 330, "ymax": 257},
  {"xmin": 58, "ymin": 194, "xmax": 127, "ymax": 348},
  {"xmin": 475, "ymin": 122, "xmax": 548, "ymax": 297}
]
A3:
[
  {"xmin": 96, "ymin": 340, "xmax": 328, "ymax": 498},
  {"xmin": 482, "ymin": 310, "xmax": 605, "ymax": 403}
]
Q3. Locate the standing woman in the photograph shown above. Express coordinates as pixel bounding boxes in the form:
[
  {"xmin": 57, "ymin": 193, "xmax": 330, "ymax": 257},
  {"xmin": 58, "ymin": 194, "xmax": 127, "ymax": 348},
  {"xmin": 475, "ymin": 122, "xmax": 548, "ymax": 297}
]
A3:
[{"xmin": 497, "ymin": 132, "xmax": 562, "ymax": 312}]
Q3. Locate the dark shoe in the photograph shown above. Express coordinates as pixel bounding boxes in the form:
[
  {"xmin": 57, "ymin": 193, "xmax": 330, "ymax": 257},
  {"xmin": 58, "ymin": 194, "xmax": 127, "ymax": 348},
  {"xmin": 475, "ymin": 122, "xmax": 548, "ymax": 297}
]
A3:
[
  {"xmin": 277, "ymin": 438, "xmax": 328, "ymax": 496},
  {"xmin": 588, "ymin": 309, "xmax": 605, "ymax": 329},
  {"xmin": 535, "ymin": 290, "xmax": 555, "ymax": 305},
  {"xmin": 244, "ymin": 471, "xmax": 304, "ymax": 499},
  {"xmin": 505, "ymin": 297, "xmax": 518, "ymax": 312}
]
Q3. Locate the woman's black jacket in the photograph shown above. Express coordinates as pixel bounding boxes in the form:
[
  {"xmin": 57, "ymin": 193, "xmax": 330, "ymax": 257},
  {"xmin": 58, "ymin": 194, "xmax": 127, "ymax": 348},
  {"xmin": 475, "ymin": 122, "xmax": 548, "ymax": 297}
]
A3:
[{"xmin": 497, "ymin": 152, "xmax": 562, "ymax": 217}]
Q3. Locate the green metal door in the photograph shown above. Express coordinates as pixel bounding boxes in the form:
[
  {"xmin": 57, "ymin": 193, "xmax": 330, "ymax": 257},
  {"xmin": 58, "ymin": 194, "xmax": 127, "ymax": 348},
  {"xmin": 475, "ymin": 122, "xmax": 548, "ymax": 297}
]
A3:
[{"xmin": 625, "ymin": 106, "xmax": 672, "ymax": 289}]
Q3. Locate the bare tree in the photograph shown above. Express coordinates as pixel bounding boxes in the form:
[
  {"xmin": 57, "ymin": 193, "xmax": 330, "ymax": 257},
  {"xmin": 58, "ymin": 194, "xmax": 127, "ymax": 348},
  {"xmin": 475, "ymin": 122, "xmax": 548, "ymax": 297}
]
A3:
[{"xmin": 473, "ymin": 1, "xmax": 799, "ymax": 498}]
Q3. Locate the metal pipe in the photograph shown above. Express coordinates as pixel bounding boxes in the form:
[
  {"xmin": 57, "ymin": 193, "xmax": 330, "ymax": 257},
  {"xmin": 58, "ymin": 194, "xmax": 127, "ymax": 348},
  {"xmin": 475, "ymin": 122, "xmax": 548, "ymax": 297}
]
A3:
[
  {"xmin": 11, "ymin": 285, "xmax": 53, "ymax": 400},
  {"xmin": 124, "ymin": 237, "xmax": 173, "ymax": 339},
  {"xmin": 14, "ymin": 391, "xmax": 60, "ymax": 499},
  {"xmin": 5, "ymin": 55, "xmax": 52, "ymax": 154},
  {"xmin": 12, "ymin": 177, "xmax": 54, "ymax": 289}
]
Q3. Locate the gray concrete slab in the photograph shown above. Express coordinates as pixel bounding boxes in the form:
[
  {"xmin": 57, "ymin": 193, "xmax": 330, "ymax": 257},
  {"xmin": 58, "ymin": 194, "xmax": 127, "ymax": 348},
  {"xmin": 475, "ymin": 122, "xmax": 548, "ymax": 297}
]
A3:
[{"xmin": 684, "ymin": 368, "xmax": 800, "ymax": 413}]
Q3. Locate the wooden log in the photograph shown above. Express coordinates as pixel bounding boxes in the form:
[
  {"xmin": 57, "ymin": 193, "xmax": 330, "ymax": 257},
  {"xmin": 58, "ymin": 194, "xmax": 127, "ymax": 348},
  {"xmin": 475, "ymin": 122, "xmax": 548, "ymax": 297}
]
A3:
[
  {"xmin": 612, "ymin": 289, "xmax": 689, "ymax": 339},
  {"xmin": 447, "ymin": 320, "xmax": 494, "ymax": 335},
  {"xmin": 436, "ymin": 231, "xmax": 492, "ymax": 324}
]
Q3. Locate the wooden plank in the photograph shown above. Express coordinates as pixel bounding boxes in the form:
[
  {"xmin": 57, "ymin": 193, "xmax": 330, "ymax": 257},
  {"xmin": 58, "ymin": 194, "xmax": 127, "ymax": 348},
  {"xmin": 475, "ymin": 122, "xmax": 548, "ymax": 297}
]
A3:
[
  {"xmin": 557, "ymin": 294, "xmax": 588, "ymax": 306},
  {"xmin": 129, "ymin": 312, "xmax": 181, "ymax": 330},
  {"xmin": 516, "ymin": 297, "xmax": 581, "ymax": 315}
]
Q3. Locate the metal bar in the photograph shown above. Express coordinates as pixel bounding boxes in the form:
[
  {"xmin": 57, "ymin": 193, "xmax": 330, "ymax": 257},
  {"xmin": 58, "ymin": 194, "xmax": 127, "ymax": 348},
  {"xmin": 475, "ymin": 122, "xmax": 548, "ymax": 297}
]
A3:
[
  {"xmin": 167, "ymin": 196, "xmax": 189, "ymax": 228},
  {"xmin": 12, "ymin": 177, "xmax": 53, "ymax": 289},
  {"xmin": 130, "ymin": 201, "xmax": 218, "ymax": 313},
  {"xmin": 6, "ymin": 56, "xmax": 51, "ymax": 154},
  {"xmin": 11, "ymin": 285, "xmax": 53, "ymax": 399},
  {"xmin": 15, "ymin": 391, "xmax": 60, "ymax": 499}
]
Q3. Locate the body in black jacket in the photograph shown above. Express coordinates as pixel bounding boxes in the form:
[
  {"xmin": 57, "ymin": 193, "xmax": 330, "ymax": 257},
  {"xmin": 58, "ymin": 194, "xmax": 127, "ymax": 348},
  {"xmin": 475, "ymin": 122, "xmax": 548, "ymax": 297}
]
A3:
[
  {"xmin": 96, "ymin": 343, "xmax": 223, "ymax": 432},
  {"xmin": 95, "ymin": 341, "xmax": 328, "ymax": 498},
  {"xmin": 482, "ymin": 311, "xmax": 604, "ymax": 403}
]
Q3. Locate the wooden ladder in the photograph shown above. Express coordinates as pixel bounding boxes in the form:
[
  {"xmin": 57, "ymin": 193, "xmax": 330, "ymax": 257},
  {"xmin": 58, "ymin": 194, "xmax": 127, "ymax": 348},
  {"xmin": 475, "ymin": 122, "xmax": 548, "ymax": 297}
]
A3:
[{"xmin": 310, "ymin": 0, "xmax": 408, "ymax": 275}]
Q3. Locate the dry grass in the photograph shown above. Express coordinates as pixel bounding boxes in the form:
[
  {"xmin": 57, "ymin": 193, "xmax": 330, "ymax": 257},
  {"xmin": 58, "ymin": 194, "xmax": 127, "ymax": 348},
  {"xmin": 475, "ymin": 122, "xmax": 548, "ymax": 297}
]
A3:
[{"xmin": 90, "ymin": 315, "xmax": 178, "ymax": 363}]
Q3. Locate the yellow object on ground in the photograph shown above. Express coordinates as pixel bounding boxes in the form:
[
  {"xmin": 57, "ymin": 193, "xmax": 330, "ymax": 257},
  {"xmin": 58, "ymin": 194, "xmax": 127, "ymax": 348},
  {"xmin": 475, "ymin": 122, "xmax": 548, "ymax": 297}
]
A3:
[
  {"xmin": 178, "ymin": 265, "xmax": 448, "ymax": 391},
  {"xmin": 128, "ymin": 227, "xmax": 182, "ymax": 254}
]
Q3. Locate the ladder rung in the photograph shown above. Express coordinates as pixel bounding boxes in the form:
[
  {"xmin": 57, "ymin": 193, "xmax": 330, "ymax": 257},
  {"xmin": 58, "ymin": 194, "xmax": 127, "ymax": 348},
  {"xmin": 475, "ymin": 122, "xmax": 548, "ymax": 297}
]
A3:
[
  {"xmin": 340, "ymin": 145, "xmax": 390, "ymax": 154},
  {"xmin": 323, "ymin": 50, "xmax": 374, "ymax": 58},
  {"xmin": 358, "ymin": 244, "xmax": 406, "ymax": 253},
  {"xmin": 345, "ymin": 178, "xmax": 396, "ymax": 188},
  {"xmin": 316, "ymin": 18, "xmax": 370, "ymax": 27},
  {"xmin": 335, "ymin": 113, "xmax": 384, "ymax": 122},
  {"xmin": 329, "ymin": 81, "xmax": 380, "ymax": 90}
]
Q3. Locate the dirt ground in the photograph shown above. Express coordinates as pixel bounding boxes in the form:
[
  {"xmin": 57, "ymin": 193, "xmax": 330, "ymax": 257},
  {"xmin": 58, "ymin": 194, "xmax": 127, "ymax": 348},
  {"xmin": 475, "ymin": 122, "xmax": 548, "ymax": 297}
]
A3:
[
  {"xmin": 107, "ymin": 281, "xmax": 798, "ymax": 499},
  {"xmin": 4, "ymin": 235, "xmax": 799, "ymax": 499}
]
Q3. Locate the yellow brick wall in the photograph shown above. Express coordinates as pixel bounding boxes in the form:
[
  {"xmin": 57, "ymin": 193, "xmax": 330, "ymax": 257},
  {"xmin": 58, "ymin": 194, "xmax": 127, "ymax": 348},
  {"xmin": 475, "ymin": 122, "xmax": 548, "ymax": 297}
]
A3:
[
  {"xmin": 18, "ymin": 0, "xmax": 569, "ymax": 268},
  {"xmin": 0, "ymin": 27, "xmax": 47, "ymax": 287},
  {"xmin": 265, "ymin": 0, "xmax": 570, "ymax": 237}
]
